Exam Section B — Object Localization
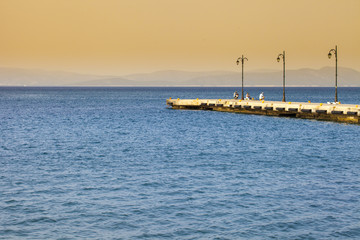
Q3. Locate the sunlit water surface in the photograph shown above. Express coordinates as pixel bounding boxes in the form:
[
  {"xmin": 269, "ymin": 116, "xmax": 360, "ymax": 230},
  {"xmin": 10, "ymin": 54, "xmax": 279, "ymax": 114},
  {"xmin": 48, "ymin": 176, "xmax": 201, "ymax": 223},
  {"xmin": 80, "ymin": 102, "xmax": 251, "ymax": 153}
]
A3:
[{"xmin": 1, "ymin": 87, "xmax": 360, "ymax": 239}]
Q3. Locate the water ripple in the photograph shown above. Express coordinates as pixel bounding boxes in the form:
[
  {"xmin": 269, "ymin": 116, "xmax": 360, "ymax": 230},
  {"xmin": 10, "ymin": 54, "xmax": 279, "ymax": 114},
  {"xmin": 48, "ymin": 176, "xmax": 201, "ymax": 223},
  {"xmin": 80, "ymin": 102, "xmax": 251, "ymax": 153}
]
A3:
[{"xmin": 1, "ymin": 87, "xmax": 360, "ymax": 239}]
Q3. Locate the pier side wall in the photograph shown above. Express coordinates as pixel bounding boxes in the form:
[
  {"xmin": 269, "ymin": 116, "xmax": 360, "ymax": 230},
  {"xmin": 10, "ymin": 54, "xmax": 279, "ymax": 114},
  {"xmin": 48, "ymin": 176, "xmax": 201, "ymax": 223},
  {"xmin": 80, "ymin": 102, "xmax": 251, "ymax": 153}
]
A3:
[{"xmin": 166, "ymin": 99, "xmax": 360, "ymax": 124}]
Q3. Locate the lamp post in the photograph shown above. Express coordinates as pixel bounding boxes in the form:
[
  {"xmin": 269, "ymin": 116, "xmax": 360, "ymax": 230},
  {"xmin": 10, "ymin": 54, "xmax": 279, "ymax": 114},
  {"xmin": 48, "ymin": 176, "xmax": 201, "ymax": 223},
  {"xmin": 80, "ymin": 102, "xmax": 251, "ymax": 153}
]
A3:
[
  {"xmin": 328, "ymin": 45, "xmax": 338, "ymax": 103},
  {"xmin": 236, "ymin": 55, "xmax": 248, "ymax": 100},
  {"xmin": 277, "ymin": 51, "xmax": 286, "ymax": 102}
]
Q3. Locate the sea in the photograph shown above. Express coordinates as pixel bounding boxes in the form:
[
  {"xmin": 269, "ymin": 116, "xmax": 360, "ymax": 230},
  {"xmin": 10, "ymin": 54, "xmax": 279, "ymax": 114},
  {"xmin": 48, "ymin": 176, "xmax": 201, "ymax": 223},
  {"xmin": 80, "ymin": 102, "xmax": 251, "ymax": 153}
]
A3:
[{"xmin": 1, "ymin": 87, "xmax": 360, "ymax": 239}]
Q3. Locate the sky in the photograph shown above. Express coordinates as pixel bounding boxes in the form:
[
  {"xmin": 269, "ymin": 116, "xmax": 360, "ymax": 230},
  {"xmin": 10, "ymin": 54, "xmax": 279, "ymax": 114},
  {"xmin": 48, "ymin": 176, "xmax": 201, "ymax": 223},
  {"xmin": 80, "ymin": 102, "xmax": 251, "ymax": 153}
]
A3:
[{"xmin": 0, "ymin": 0, "xmax": 359, "ymax": 75}]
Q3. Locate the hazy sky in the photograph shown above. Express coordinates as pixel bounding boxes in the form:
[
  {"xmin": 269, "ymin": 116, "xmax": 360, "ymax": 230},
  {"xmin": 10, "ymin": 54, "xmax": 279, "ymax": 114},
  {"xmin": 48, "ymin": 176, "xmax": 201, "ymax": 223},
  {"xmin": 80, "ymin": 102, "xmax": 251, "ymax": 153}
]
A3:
[{"xmin": 1, "ymin": 0, "xmax": 359, "ymax": 75}]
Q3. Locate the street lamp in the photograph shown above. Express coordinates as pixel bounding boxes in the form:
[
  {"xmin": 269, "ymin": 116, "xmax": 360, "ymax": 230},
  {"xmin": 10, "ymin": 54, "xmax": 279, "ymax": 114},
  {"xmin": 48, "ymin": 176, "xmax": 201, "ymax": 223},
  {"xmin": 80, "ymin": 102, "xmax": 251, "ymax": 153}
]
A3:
[
  {"xmin": 277, "ymin": 51, "xmax": 286, "ymax": 102},
  {"xmin": 236, "ymin": 55, "xmax": 248, "ymax": 100},
  {"xmin": 328, "ymin": 45, "xmax": 338, "ymax": 103}
]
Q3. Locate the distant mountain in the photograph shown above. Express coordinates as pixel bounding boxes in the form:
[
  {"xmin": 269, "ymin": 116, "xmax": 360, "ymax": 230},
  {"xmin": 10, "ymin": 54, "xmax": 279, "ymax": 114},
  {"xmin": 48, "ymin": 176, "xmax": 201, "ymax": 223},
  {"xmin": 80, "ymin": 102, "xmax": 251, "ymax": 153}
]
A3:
[
  {"xmin": 0, "ymin": 67, "xmax": 116, "ymax": 86},
  {"xmin": 74, "ymin": 77, "xmax": 140, "ymax": 86},
  {"xmin": 0, "ymin": 67, "xmax": 359, "ymax": 87},
  {"xmin": 124, "ymin": 70, "xmax": 233, "ymax": 85},
  {"xmin": 161, "ymin": 67, "xmax": 360, "ymax": 87}
]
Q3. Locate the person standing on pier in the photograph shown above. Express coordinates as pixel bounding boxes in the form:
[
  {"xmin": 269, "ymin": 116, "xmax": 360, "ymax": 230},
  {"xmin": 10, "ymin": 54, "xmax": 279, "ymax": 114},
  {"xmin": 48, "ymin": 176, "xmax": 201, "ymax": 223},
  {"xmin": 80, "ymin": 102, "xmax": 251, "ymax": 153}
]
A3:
[
  {"xmin": 233, "ymin": 91, "xmax": 239, "ymax": 99},
  {"xmin": 259, "ymin": 92, "xmax": 265, "ymax": 100}
]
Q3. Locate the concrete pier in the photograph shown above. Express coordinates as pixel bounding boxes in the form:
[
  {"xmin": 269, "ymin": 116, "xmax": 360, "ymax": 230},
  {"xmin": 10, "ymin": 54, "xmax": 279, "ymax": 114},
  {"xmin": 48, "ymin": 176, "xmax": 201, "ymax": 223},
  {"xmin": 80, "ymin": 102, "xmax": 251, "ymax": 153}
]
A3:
[{"xmin": 166, "ymin": 98, "xmax": 360, "ymax": 124}]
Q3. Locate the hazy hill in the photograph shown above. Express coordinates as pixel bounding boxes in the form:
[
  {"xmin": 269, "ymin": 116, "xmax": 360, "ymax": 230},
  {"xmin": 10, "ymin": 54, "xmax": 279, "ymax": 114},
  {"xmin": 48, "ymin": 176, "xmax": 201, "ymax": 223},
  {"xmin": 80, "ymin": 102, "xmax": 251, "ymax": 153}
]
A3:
[
  {"xmin": 172, "ymin": 67, "xmax": 360, "ymax": 87},
  {"xmin": 0, "ymin": 67, "xmax": 116, "ymax": 86},
  {"xmin": 0, "ymin": 67, "xmax": 359, "ymax": 87},
  {"xmin": 124, "ymin": 70, "xmax": 233, "ymax": 85},
  {"xmin": 74, "ymin": 77, "xmax": 140, "ymax": 86}
]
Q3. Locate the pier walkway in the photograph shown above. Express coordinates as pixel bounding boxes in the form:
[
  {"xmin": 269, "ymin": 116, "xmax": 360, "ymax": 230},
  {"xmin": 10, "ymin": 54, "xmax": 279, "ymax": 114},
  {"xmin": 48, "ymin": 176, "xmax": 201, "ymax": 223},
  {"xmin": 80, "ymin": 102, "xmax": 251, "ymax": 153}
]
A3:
[{"xmin": 166, "ymin": 98, "xmax": 360, "ymax": 124}]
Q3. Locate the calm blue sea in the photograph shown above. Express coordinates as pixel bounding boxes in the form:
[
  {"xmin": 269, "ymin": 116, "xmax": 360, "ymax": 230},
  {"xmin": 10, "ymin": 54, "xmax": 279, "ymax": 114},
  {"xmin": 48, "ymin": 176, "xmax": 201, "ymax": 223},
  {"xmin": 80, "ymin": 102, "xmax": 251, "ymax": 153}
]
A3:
[{"xmin": 1, "ymin": 87, "xmax": 360, "ymax": 239}]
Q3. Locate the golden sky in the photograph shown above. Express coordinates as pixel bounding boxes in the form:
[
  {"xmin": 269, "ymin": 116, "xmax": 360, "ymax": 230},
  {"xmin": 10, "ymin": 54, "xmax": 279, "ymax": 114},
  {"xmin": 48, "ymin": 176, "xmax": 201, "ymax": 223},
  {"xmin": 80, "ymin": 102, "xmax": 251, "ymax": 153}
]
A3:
[{"xmin": 0, "ymin": 0, "xmax": 359, "ymax": 75}]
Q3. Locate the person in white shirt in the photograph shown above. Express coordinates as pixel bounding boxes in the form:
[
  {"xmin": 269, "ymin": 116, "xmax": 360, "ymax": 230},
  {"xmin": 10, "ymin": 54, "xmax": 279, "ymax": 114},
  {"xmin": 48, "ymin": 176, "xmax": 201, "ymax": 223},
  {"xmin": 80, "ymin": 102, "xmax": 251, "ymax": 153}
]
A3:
[{"xmin": 259, "ymin": 92, "xmax": 265, "ymax": 100}]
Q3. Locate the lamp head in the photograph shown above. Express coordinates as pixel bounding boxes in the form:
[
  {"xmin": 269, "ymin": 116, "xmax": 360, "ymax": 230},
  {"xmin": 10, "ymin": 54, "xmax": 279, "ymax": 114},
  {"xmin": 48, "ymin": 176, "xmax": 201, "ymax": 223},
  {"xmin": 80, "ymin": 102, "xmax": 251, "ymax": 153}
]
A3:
[
  {"xmin": 328, "ymin": 52, "xmax": 332, "ymax": 59},
  {"xmin": 236, "ymin": 60, "xmax": 239, "ymax": 65},
  {"xmin": 277, "ymin": 57, "xmax": 280, "ymax": 62}
]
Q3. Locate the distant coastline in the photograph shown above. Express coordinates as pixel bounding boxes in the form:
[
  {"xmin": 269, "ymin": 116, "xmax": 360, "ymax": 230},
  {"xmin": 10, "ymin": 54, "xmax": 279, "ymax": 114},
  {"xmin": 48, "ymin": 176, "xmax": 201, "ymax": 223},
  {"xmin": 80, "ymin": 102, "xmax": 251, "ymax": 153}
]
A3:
[{"xmin": 0, "ymin": 67, "xmax": 359, "ymax": 87}]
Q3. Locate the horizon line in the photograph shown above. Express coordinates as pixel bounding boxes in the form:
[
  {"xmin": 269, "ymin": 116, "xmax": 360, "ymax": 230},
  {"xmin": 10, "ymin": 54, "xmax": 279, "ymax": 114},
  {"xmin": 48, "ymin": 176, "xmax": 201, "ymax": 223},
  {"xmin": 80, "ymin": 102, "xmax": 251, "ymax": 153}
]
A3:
[
  {"xmin": 0, "ymin": 65, "xmax": 359, "ymax": 77},
  {"xmin": 1, "ymin": 85, "xmax": 360, "ymax": 88}
]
